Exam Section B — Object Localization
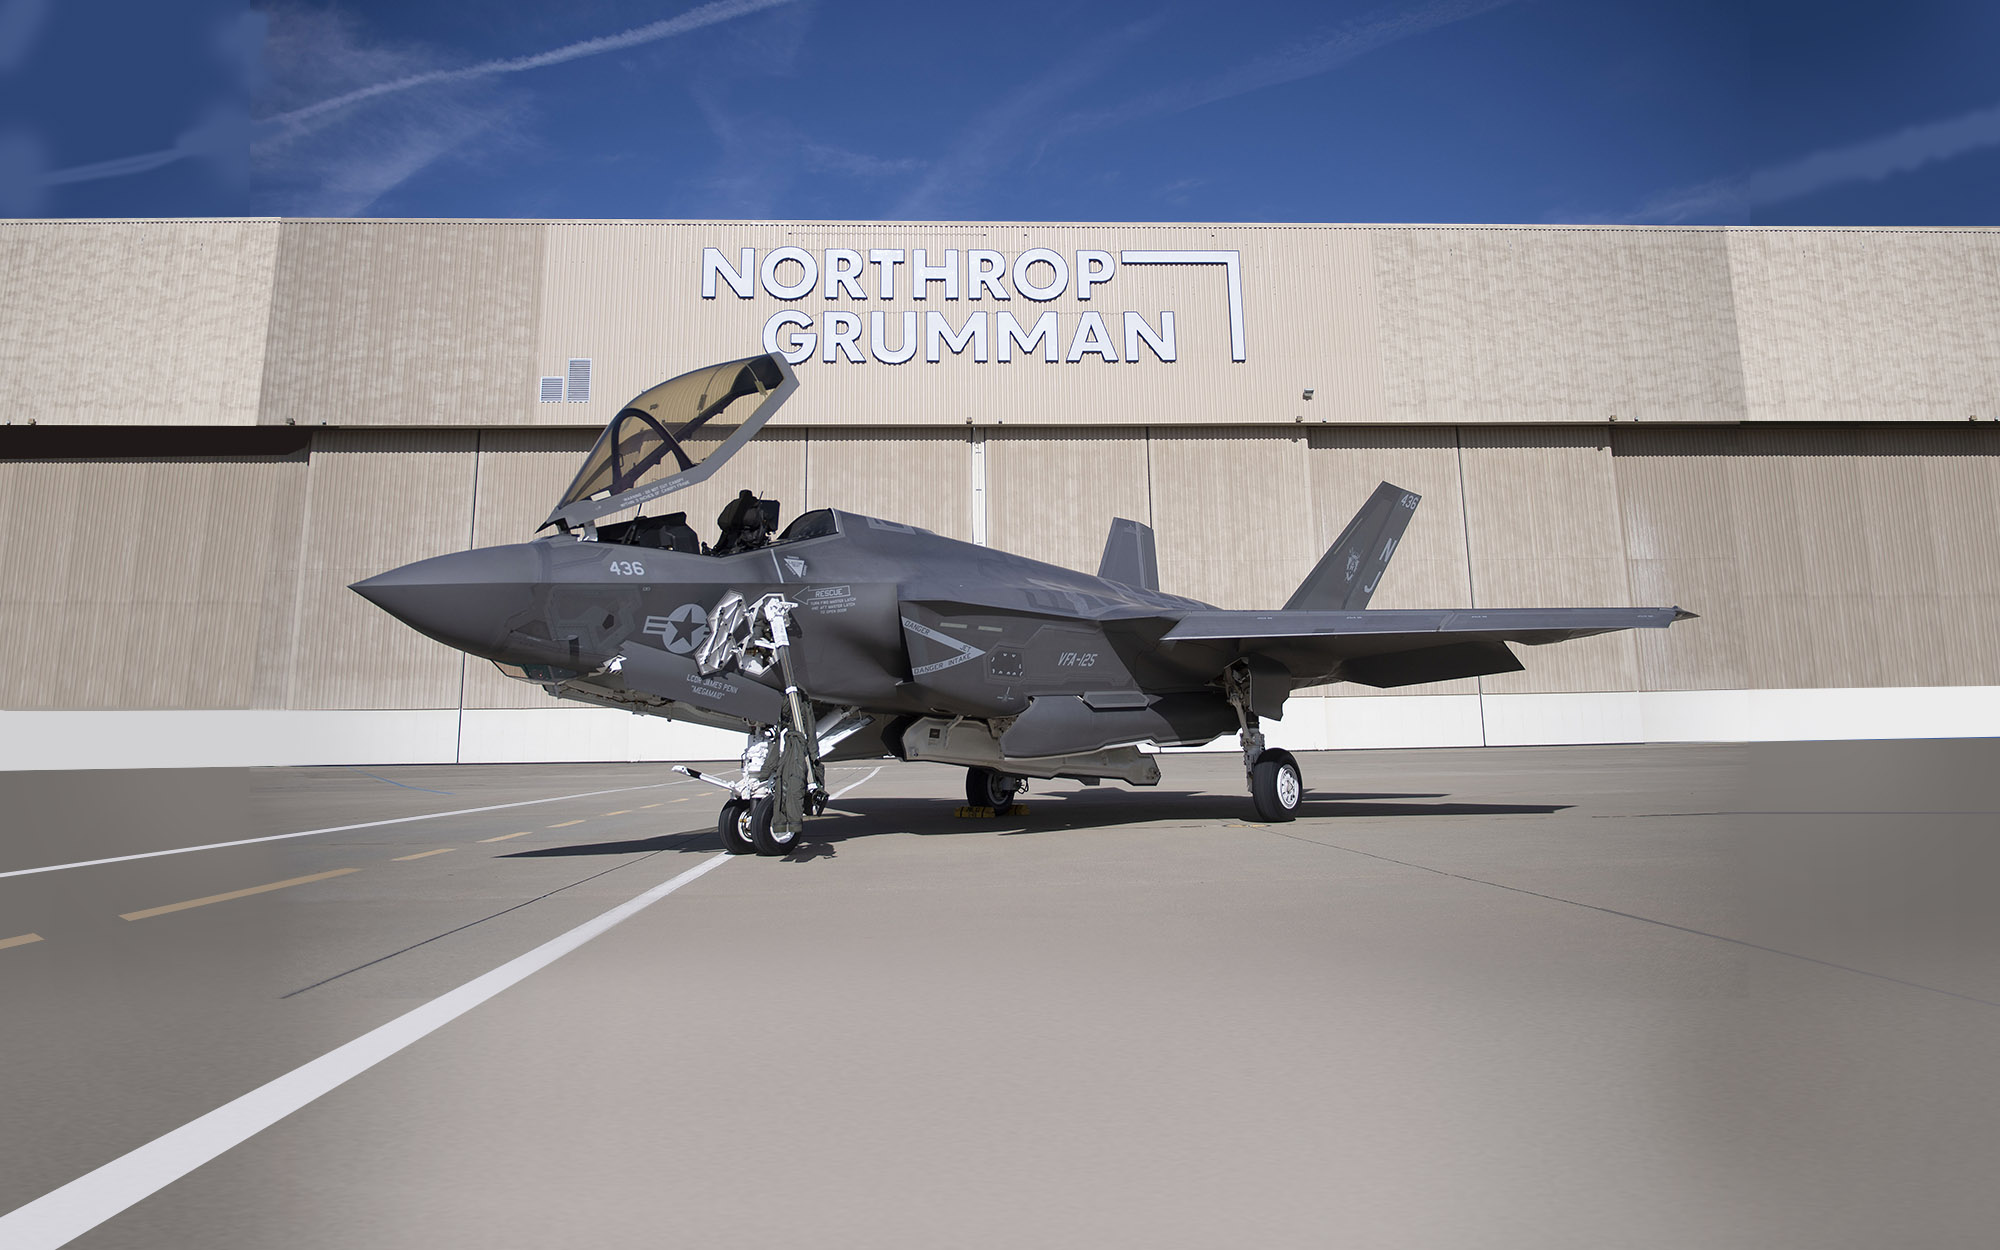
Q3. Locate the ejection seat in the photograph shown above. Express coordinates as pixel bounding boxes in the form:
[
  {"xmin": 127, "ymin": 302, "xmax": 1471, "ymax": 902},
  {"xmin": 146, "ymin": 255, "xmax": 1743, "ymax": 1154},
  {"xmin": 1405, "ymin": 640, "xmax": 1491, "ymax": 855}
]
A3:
[
  {"xmin": 597, "ymin": 511, "xmax": 700, "ymax": 552},
  {"xmin": 713, "ymin": 490, "xmax": 780, "ymax": 555}
]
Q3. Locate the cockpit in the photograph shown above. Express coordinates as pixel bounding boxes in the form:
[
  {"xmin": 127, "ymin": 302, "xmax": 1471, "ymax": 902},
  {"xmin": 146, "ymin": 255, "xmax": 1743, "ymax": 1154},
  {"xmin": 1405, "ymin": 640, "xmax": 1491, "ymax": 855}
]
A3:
[
  {"xmin": 592, "ymin": 500, "xmax": 841, "ymax": 557},
  {"xmin": 538, "ymin": 351, "xmax": 846, "ymax": 558}
]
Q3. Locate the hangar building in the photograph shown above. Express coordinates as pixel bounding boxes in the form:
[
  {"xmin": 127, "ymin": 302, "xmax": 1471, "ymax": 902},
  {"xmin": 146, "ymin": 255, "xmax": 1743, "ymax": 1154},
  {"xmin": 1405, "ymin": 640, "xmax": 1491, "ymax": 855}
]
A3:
[{"xmin": 2, "ymin": 219, "xmax": 1996, "ymax": 769}]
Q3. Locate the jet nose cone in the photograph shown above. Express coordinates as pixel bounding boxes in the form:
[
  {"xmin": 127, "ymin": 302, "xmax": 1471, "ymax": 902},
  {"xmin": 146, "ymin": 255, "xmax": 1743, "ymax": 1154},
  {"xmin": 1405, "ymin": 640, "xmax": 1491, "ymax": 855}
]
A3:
[{"xmin": 352, "ymin": 544, "xmax": 540, "ymax": 658}]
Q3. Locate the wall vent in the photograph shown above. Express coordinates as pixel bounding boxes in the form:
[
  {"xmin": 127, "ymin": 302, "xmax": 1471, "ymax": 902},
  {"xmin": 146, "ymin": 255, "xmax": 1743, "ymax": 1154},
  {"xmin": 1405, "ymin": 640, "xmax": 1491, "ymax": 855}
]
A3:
[
  {"xmin": 539, "ymin": 376, "xmax": 564, "ymax": 403},
  {"xmin": 566, "ymin": 358, "xmax": 592, "ymax": 403}
]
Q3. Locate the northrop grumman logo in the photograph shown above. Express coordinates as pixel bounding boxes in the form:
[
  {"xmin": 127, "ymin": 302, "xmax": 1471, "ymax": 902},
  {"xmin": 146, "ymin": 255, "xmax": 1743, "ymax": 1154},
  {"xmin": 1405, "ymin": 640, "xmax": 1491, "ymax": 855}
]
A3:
[
  {"xmin": 645, "ymin": 604, "xmax": 709, "ymax": 655},
  {"xmin": 701, "ymin": 245, "xmax": 1246, "ymax": 367}
]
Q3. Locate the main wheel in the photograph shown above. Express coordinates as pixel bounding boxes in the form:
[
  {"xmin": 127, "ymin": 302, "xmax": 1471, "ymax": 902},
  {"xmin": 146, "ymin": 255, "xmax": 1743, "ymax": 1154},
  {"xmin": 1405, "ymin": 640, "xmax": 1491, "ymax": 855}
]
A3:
[
  {"xmin": 966, "ymin": 766, "xmax": 1023, "ymax": 812},
  {"xmin": 717, "ymin": 799, "xmax": 756, "ymax": 854},
  {"xmin": 748, "ymin": 795, "xmax": 799, "ymax": 857},
  {"xmin": 1250, "ymin": 749, "xmax": 1302, "ymax": 822}
]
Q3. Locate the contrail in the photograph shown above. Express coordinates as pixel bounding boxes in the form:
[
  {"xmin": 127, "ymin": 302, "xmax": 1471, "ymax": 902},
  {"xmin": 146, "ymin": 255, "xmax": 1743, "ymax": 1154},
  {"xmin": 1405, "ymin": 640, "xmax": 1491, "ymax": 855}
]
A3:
[
  {"xmin": 265, "ymin": 0, "xmax": 804, "ymax": 127},
  {"xmin": 1632, "ymin": 99, "xmax": 2000, "ymax": 222}
]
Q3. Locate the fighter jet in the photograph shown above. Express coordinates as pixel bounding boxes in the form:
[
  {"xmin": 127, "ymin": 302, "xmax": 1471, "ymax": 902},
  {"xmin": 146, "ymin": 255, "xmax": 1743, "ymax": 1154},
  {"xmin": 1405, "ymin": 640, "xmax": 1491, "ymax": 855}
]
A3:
[{"xmin": 354, "ymin": 351, "xmax": 1694, "ymax": 855}]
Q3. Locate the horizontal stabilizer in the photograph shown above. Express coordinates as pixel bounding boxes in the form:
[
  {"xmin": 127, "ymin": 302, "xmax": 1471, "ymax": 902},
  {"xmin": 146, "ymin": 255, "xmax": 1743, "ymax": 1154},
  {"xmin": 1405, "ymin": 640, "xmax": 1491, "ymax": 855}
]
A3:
[
  {"xmin": 1285, "ymin": 482, "xmax": 1420, "ymax": 611},
  {"xmin": 1097, "ymin": 518, "xmax": 1160, "ymax": 591}
]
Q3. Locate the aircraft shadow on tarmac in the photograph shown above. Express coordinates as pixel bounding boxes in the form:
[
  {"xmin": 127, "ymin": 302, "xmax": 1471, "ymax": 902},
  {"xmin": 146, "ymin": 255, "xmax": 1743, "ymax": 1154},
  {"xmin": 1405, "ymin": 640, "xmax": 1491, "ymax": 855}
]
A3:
[
  {"xmin": 822, "ymin": 790, "xmax": 1571, "ymax": 861},
  {"xmin": 498, "ymin": 791, "xmax": 1571, "ymax": 865},
  {"xmin": 503, "ymin": 832, "xmax": 709, "ymax": 858}
]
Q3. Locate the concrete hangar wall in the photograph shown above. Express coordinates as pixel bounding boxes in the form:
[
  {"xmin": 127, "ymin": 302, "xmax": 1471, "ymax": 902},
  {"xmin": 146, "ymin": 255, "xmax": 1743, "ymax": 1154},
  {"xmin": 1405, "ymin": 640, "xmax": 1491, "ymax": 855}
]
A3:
[{"xmin": 2, "ymin": 219, "xmax": 1998, "ymax": 770}]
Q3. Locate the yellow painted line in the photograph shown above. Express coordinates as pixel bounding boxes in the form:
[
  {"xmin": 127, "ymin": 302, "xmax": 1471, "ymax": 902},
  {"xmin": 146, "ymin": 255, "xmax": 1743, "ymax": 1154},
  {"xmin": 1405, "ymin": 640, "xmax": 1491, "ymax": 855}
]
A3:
[
  {"xmin": 601, "ymin": 809, "xmax": 631, "ymax": 817},
  {"xmin": 393, "ymin": 848, "xmax": 454, "ymax": 862},
  {"xmin": 548, "ymin": 819, "xmax": 585, "ymax": 828},
  {"xmin": 637, "ymin": 803, "xmax": 662, "ymax": 810},
  {"xmin": 121, "ymin": 869, "xmax": 360, "ymax": 922},
  {"xmin": 1, "ymin": 932, "xmax": 44, "ymax": 951},
  {"xmin": 479, "ymin": 831, "xmax": 531, "ymax": 843}
]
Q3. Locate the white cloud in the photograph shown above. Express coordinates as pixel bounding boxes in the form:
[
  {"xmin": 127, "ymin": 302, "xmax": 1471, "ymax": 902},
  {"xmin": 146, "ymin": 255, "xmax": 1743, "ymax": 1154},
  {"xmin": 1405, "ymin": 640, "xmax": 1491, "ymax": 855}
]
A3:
[
  {"xmin": 263, "ymin": 0, "xmax": 805, "ymax": 129},
  {"xmin": 1059, "ymin": 0, "xmax": 1516, "ymax": 138},
  {"xmin": 251, "ymin": 0, "xmax": 805, "ymax": 215},
  {"xmin": 1630, "ymin": 100, "xmax": 2000, "ymax": 222}
]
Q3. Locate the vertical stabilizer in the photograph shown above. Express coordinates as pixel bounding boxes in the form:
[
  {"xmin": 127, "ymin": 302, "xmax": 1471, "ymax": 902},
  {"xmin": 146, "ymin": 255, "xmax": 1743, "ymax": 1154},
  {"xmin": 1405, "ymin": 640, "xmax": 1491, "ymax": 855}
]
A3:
[
  {"xmin": 1283, "ymin": 482, "xmax": 1420, "ymax": 611},
  {"xmin": 1097, "ymin": 517, "xmax": 1160, "ymax": 590}
]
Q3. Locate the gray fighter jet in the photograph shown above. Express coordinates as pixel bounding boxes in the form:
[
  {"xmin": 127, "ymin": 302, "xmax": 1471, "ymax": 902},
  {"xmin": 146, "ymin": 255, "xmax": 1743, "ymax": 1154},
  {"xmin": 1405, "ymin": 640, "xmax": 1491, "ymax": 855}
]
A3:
[{"xmin": 354, "ymin": 351, "xmax": 1694, "ymax": 855}]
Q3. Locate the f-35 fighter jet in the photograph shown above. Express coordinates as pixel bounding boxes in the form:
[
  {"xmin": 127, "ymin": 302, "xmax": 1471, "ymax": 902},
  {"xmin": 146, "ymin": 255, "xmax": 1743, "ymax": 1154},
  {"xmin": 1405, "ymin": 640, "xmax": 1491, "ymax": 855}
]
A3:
[{"xmin": 354, "ymin": 352, "xmax": 1694, "ymax": 855}]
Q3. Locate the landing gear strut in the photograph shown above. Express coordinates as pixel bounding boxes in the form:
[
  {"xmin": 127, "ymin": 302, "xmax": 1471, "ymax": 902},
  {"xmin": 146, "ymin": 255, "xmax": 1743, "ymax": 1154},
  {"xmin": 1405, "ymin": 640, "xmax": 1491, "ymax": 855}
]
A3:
[
  {"xmin": 679, "ymin": 592, "xmax": 847, "ymax": 857},
  {"xmin": 965, "ymin": 766, "xmax": 1024, "ymax": 812},
  {"xmin": 1224, "ymin": 660, "xmax": 1303, "ymax": 822}
]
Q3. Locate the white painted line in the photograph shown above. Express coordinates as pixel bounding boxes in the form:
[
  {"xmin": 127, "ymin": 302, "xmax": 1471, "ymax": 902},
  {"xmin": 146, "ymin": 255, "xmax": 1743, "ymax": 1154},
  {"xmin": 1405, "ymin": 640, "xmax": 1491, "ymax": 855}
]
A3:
[
  {"xmin": 0, "ymin": 781, "xmax": 691, "ymax": 881},
  {"xmin": 829, "ymin": 765, "xmax": 883, "ymax": 800},
  {"xmin": 0, "ymin": 851, "xmax": 733, "ymax": 1250}
]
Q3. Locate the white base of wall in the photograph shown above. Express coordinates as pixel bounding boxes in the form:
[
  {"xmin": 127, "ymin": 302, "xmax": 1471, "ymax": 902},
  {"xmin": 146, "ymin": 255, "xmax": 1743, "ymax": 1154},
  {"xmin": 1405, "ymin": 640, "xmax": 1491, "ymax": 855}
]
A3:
[{"xmin": 3, "ymin": 686, "xmax": 1996, "ymax": 770}]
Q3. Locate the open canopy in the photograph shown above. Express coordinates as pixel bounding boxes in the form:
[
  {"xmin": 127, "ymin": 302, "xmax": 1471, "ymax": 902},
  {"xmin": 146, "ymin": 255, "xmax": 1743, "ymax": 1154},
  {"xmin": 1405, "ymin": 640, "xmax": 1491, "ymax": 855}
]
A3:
[{"xmin": 541, "ymin": 352, "xmax": 798, "ymax": 531}]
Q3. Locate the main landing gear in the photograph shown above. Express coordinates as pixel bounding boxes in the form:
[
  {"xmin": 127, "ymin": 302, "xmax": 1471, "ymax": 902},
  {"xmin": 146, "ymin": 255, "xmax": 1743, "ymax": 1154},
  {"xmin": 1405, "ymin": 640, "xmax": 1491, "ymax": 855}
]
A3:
[
  {"xmin": 1224, "ymin": 660, "xmax": 1303, "ymax": 822},
  {"xmin": 965, "ymin": 766, "xmax": 1024, "ymax": 812}
]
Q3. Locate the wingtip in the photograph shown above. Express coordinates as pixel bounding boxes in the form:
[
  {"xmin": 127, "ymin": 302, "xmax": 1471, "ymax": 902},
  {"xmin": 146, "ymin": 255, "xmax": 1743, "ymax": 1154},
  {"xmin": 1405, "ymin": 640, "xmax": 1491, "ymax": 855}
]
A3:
[{"xmin": 1673, "ymin": 607, "xmax": 1699, "ymax": 621}]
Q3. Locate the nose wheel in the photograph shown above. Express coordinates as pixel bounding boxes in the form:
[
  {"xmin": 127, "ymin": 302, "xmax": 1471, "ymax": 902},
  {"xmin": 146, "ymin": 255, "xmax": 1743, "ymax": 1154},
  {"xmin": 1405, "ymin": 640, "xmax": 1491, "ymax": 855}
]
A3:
[
  {"xmin": 717, "ymin": 799, "xmax": 756, "ymax": 854},
  {"xmin": 717, "ymin": 796, "xmax": 798, "ymax": 856}
]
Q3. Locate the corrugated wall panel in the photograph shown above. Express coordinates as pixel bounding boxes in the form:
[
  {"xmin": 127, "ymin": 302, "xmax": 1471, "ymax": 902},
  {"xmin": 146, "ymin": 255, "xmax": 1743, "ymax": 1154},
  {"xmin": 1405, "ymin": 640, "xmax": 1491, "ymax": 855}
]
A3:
[
  {"xmin": 0, "ymin": 220, "xmax": 279, "ymax": 425},
  {"xmin": 285, "ymin": 431, "xmax": 477, "ymax": 709},
  {"xmin": 1610, "ymin": 427, "xmax": 1749, "ymax": 690},
  {"xmin": 1731, "ymin": 426, "xmax": 2000, "ymax": 688},
  {"xmin": 804, "ymin": 428, "xmax": 970, "ymax": 541},
  {"xmin": 984, "ymin": 428, "xmax": 1152, "ymax": 575},
  {"xmin": 260, "ymin": 222, "xmax": 545, "ymax": 427},
  {"xmin": 1372, "ymin": 227, "xmax": 1748, "ymax": 423},
  {"xmin": 1460, "ymin": 428, "xmax": 1639, "ymax": 694},
  {"xmin": 466, "ymin": 429, "xmax": 598, "ymax": 548},
  {"xmin": 1614, "ymin": 425, "xmax": 2000, "ymax": 691},
  {"xmin": 0, "ymin": 452, "xmax": 306, "ymax": 708},
  {"xmin": 10, "ymin": 220, "xmax": 1997, "ymax": 433},
  {"xmin": 1149, "ymin": 428, "xmax": 1317, "ymax": 610},
  {"xmin": 1304, "ymin": 427, "xmax": 1477, "ymax": 696},
  {"xmin": 1731, "ymin": 231, "xmax": 2000, "ymax": 421}
]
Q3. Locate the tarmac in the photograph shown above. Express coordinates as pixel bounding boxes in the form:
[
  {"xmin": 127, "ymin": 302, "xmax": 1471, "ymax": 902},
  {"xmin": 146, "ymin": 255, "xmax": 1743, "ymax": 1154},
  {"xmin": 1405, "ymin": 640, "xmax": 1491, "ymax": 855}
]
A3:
[{"xmin": 2, "ymin": 740, "xmax": 1997, "ymax": 1248}]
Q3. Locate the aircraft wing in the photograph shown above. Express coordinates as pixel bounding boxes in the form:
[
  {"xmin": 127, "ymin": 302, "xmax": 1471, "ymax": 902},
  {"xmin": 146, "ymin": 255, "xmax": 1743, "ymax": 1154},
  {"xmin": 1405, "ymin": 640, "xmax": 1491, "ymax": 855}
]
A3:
[{"xmin": 1159, "ymin": 606, "xmax": 1695, "ymax": 688}]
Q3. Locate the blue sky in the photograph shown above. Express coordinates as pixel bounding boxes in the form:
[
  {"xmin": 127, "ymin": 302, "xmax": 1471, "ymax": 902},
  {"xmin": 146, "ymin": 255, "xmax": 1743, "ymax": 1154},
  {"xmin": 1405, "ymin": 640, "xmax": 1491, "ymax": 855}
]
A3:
[{"xmin": 2, "ymin": 0, "xmax": 1996, "ymax": 223}]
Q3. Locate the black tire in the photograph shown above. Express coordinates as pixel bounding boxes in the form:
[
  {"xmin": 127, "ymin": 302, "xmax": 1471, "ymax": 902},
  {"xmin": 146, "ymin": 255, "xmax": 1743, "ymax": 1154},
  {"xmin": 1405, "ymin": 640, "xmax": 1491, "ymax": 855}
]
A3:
[
  {"xmin": 748, "ymin": 795, "xmax": 799, "ymax": 856},
  {"xmin": 1250, "ymin": 749, "xmax": 1302, "ymax": 822},
  {"xmin": 717, "ymin": 799, "xmax": 756, "ymax": 854},
  {"xmin": 965, "ymin": 766, "xmax": 1023, "ymax": 812}
]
